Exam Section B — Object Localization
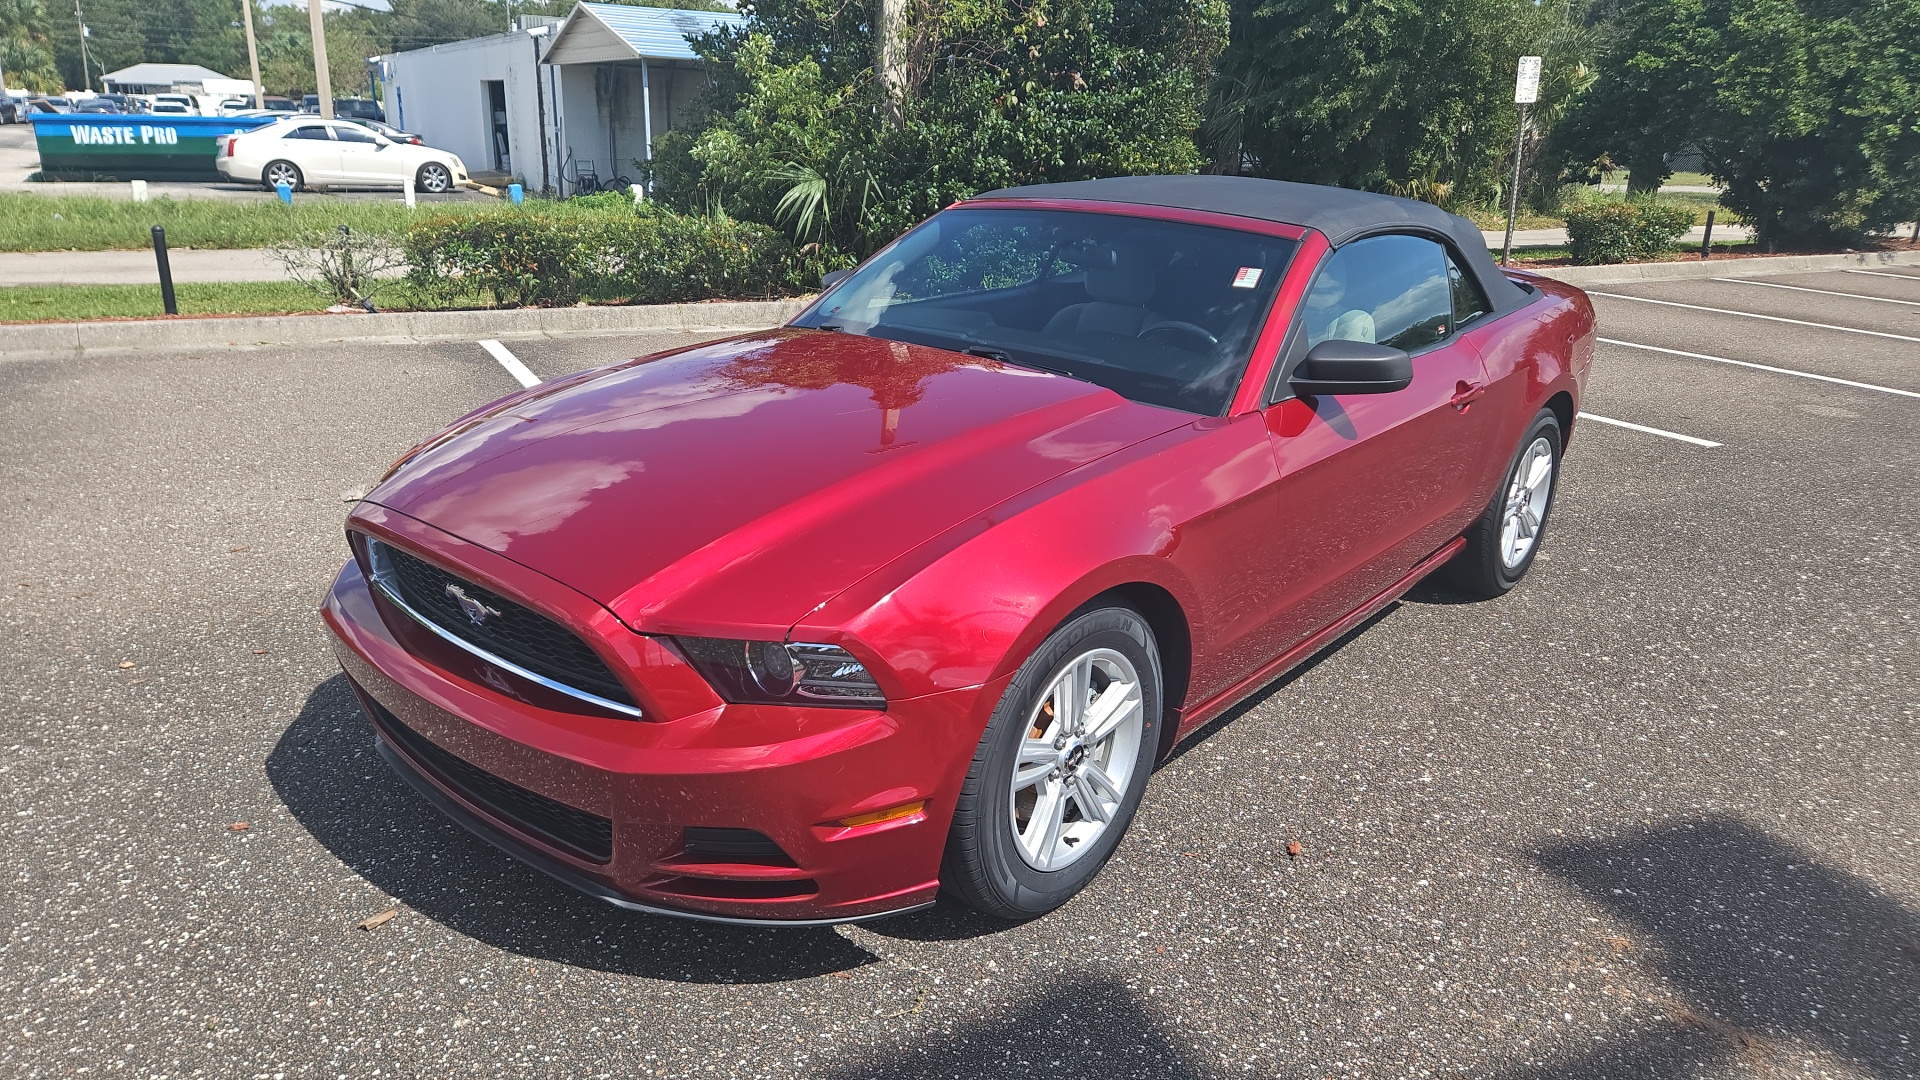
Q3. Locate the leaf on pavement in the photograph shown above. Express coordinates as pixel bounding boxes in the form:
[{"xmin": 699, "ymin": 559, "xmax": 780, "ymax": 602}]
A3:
[
  {"xmin": 1286, "ymin": 840, "xmax": 1303, "ymax": 860},
  {"xmin": 357, "ymin": 907, "xmax": 401, "ymax": 931},
  {"xmin": 227, "ymin": 822, "xmax": 250, "ymax": 832}
]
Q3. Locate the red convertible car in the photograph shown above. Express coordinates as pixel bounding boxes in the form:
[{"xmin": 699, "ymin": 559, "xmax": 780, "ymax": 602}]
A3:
[{"xmin": 323, "ymin": 176, "xmax": 1594, "ymax": 925}]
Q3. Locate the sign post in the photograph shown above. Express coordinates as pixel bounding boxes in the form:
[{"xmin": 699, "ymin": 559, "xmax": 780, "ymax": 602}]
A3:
[{"xmin": 1501, "ymin": 55, "xmax": 1542, "ymax": 267}]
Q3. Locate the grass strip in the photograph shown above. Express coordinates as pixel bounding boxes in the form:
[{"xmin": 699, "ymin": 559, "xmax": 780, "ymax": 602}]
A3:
[
  {"xmin": 0, "ymin": 281, "xmax": 452, "ymax": 322},
  {"xmin": 0, "ymin": 193, "xmax": 629, "ymax": 252}
]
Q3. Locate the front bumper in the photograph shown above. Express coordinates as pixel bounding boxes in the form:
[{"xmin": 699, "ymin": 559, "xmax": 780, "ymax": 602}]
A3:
[{"xmin": 322, "ymin": 557, "xmax": 986, "ymax": 925}]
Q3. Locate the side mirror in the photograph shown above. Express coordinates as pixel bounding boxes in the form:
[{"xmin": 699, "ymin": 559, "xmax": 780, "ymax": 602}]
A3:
[
  {"xmin": 820, "ymin": 268, "xmax": 853, "ymax": 290},
  {"xmin": 1289, "ymin": 339, "xmax": 1414, "ymax": 396}
]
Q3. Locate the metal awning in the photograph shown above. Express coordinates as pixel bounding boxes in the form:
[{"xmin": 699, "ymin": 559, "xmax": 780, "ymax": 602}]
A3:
[{"xmin": 540, "ymin": 2, "xmax": 746, "ymax": 65}]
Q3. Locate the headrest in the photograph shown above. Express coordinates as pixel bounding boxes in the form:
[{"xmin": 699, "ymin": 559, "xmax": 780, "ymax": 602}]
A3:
[{"xmin": 1085, "ymin": 245, "xmax": 1155, "ymax": 305}]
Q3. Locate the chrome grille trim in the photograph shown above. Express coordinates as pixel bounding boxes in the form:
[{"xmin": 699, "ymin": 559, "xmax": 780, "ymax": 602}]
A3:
[{"xmin": 365, "ymin": 540, "xmax": 645, "ymax": 720}]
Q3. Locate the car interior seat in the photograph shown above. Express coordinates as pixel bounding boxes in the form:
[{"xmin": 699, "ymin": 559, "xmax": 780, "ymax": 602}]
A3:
[{"xmin": 1044, "ymin": 245, "xmax": 1159, "ymax": 338}]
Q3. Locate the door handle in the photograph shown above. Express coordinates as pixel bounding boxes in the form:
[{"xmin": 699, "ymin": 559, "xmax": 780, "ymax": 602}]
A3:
[{"xmin": 1450, "ymin": 381, "xmax": 1487, "ymax": 411}]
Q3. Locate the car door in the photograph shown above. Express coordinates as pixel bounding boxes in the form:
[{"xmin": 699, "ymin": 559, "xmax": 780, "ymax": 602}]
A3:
[
  {"xmin": 1257, "ymin": 233, "xmax": 1498, "ymax": 649},
  {"xmin": 330, "ymin": 123, "xmax": 391, "ymax": 183},
  {"xmin": 278, "ymin": 123, "xmax": 340, "ymax": 182}
]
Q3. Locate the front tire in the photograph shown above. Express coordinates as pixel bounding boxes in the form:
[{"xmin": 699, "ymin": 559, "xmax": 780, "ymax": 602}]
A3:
[
  {"xmin": 942, "ymin": 606, "xmax": 1161, "ymax": 920},
  {"xmin": 1442, "ymin": 409, "xmax": 1563, "ymax": 598},
  {"xmin": 415, "ymin": 162, "xmax": 453, "ymax": 193},
  {"xmin": 262, "ymin": 160, "xmax": 303, "ymax": 191}
]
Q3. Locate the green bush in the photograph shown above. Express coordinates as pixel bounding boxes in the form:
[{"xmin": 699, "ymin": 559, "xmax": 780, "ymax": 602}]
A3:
[
  {"xmin": 1563, "ymin": 199, "xmax": 1695, "ymax": 264},
  {"xmin": 403, "ymin": 205, "xmax": 801, "ymax": 308}
]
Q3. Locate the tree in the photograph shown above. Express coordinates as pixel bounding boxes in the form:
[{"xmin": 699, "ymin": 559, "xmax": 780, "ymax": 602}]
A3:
[
  {"xmin": 0, "ymin": 0, "xmax": 65, "ymax": 91},
  {"xmin": 1204, "ymin": 0, "xmax": 1594, "ymax": 205},
  {"xmin": 647, "ymin": 0, "xmax": 1226, "ymax": 258},
  {"xmin": 1551, "ymin": 0, "xmax": 1920, "ymax": 244}
]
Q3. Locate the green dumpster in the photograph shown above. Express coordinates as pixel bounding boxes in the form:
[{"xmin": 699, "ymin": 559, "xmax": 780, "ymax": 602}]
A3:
[{"xmin": 28, "ymin": 114, "xmax": 280, "ymax": 181}]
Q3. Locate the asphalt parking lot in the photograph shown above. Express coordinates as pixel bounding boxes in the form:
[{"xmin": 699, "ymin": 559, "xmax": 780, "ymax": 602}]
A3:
[{"xmin": 2, "ymin": 267, "xmax": 1915, "ymax": 1078}]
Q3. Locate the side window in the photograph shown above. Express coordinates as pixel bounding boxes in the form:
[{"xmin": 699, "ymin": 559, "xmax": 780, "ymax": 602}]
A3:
[
  {"xmin": 284, "ymin": 125, "xmax": 332, "ymax": 140},
  {"xmin": 1448, "ymin": 254, "xmax": 1491, "ymax": 328},
  {"xmin": 1301, "ymin": 235, "xmax": 1451, "ymax": 352},
  {"xmin": 332, "ymin": 124, "xmax": 378, "ymax": 143}
]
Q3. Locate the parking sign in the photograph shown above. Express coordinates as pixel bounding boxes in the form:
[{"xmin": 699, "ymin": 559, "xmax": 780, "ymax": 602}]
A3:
[{"xmin": 1514, "ymin": 56, "xmax": 1543, "ymax": 104}]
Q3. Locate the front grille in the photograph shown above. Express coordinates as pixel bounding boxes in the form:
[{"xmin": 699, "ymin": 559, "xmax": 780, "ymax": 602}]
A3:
[
  {"xmin": 368, "ymin": 538, "xmax": 637, "ymax": 709},
  {"xmin": 367, "ymin": 694, "xmax": 614, "ymax": 863}
]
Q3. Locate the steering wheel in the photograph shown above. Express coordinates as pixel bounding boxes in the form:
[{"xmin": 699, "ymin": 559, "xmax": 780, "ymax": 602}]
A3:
[{"xmin": 1139, "ymin": 320, "xmax": 1219, "ymax": 348}]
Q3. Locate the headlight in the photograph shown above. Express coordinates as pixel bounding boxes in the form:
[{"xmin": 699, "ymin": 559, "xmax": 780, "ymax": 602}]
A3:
[{"xmin": 676, "ymin": 638, "xmax": 885, "ymax": 708}]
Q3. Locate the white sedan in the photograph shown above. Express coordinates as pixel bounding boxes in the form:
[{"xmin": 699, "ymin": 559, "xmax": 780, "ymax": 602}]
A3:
[{"xmin": 217, "ymin": 118, "xmax": 468, "ymax": 193}]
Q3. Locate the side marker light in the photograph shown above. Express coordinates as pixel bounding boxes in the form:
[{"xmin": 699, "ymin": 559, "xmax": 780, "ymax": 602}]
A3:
[{"xmin": 838, "ymin": 800, "xmax": 927, "ymax": 828}]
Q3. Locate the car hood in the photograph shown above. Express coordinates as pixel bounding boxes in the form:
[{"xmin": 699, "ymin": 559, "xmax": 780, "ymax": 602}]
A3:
[{"xmin": 367, "ymin": 329, "xmax": 1190, "ymax": 636}]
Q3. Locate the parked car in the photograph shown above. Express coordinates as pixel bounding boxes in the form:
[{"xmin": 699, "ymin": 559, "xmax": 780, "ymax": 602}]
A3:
[
  {"xmin": 344, "ymin": 117, "xmax": 422, "ymax": 145},
  {"xmin": 323, "ymin": 175, "xmax": 1595, "ymax": 925},
  {"xmin": 298, "ymin": 95, "xmax": 383, "ymax": 121},
  {"xmin": 73, "ymin": 99, "xmax": 123, "ymax": 114},
  {"xmin": 23, "ymin": 97, "xmax": 67, "ymax": 115},
  {"xmin": 332, "ymin": 97, "xmax": 384, "ymax": 122},
  {"xmin": 151, "ymin": 93, "xmax": 198, "ymax": 115},
  {"xmin": 0, "ymin": 98, "xmax": 17, "ymax": 124},
  {"xmin": 218, "ymin": 117, "xmax": 467, "ymax": 192}
]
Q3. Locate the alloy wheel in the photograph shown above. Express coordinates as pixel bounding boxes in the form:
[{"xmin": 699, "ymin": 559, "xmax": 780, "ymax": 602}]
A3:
[
  {"xmin": 1008, "ymin": 647, "xmax": 1145, "ymax": 871},
  {"xmin": 265, "ymin": 162, "xmax": 300, "ymax": 189},
  {"xmin": 1500, "ymin": 436, "xmax": 1555, "ymax": 568},
  {"xmin": 418, "ymin": 164, "xmax": 452, "ymax": 193}
]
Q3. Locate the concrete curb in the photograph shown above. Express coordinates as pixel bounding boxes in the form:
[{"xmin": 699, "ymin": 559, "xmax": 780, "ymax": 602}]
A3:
[
  {"xmin": 1530, "ymin": 249, "xmax": 1920, "ymax": 285},
  {"xmin": 0, "ymin": 298, "xmax": 816, "ymax": 362}
]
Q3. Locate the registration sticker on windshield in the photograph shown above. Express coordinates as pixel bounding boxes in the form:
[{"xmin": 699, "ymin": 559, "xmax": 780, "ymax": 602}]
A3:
[{"xmin": 1231, "ymin": 267, "xmax": 1263, "ymax": 289}]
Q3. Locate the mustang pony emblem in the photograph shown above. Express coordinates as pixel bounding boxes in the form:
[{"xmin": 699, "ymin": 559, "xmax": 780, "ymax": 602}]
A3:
[{"xmin": 444, "ymin": 583, "xmax": 502, "ymax": 626}]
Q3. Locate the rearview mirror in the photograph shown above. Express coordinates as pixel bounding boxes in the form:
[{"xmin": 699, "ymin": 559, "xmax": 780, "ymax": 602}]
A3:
[
  {"xmin": 820, "ymin": 268, "xmax": 852, "ymax": 290},
  {"xmin": 1289, "ymin": 339, "xmax": 1414, "ymax": 396}
]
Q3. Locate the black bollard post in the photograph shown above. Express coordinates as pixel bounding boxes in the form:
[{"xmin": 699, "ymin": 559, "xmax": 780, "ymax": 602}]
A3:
[
  {"xmin": 1699, "ymin": 210, "xmax": 1715, "ymax": 260},
  {"xmin": 152, "ymin": 225, "xmax": 178, "ymax": 315}
]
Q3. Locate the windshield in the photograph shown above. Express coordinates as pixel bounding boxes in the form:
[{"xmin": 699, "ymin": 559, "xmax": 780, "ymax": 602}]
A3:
[{"xmin": 793, "ymin": 207, "xmax": 1297, "ymax": 415}]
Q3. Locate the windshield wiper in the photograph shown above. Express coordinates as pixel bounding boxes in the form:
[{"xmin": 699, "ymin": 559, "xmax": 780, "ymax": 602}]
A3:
[{"xmin": 963, "ymin": 346, "xmax": 1013, "ymax": 363}]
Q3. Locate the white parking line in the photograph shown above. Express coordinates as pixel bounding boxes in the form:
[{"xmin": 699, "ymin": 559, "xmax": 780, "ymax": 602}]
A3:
[
  {"xmin": 1713, "ymin": 277, "xmax": 1920, "ymax": 308},
  {"xmin": 478, "ymin": 339, "xmax": 541, "ymax": 388},
  {"xmin": 1598, "ymin": 337, "xmax": 1920, "ymax": 400},
  {"xmin": 1576, "ymin": 411, "xmax": 1721, "ymax": 448},
  {"xmin": 1588, "ymin": 291, "xmax": 1920, "ymax": 343},
  {"xmin": 1843, "ymin": 269, "xmax": 1920, "ymax": 281}
]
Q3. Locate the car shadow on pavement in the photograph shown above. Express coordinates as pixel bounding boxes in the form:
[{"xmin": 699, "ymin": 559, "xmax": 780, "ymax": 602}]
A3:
[
  {"xmin": 816, "ymin": 972, "xmax": 1212, "ymax": 1079},
  {"xmin": 1511, "ymin": 817, "xmax": 1920, "ymax": 1078},
  {"xmin": 268, "ymin": 675, "xmax": 881, "ymax": 984}
]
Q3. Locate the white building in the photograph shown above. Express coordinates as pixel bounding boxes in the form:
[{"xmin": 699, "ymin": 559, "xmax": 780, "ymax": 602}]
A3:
[
  {"xmin": 377, "ymin": 3, "xmax": 746, "ymax": 196},
  {"xmin": 100, "ymin": 63, "xmax": 234, "ymax": 95}
]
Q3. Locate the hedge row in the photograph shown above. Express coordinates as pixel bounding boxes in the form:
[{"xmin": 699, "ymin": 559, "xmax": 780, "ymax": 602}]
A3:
[
  {"xmin": 402, "ymin": 201, "xmax": 804, "ymax": 308},
  {"xmin": 1562, "ymin": 199, "xmax": 1696, "ymax": 265}
]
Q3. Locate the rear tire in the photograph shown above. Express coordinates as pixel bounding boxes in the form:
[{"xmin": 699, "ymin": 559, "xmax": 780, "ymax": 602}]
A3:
[
  {"xmin": 415, "ymin": 162, "xmax": 453, "ymax": 193},
  {"xmin": 262, "ymin": 160, "xmax": 303, "ymax": 191},
  {"xmin": 1442, "ymin": 409, "xmax": 1563, "ymax": 599},
  {"xmin": 942, "ymin": 606, "xmax": 1161, "ymax": 920}
]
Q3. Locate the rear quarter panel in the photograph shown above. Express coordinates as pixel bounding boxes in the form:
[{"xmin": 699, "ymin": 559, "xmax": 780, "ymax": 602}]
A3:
[{"xmin": 1460, "ymin": 273, "xmax": 1593, "ymax": 508}]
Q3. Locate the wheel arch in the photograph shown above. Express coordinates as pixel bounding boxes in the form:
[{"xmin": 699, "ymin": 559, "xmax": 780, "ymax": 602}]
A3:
[
  {"xmin": 1544, "ymin": 390, "xmax": 1575, "ymax": 447},
  {"xmin": 1071, "ymin": 582, "xmax": 1192, "ymax": 762}
]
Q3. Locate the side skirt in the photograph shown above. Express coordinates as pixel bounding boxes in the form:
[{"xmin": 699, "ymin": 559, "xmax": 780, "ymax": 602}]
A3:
[{"xmin": 1165, "ymin": 537, "xmax": 1468, "ymax": 751}]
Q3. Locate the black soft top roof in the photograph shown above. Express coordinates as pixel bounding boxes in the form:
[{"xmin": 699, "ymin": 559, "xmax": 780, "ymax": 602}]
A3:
[{"xmin": 973, "ymin": 174, "xmax": 1533, "ymax": 316}]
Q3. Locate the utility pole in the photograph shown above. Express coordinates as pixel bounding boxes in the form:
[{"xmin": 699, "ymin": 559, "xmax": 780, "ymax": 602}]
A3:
[
  {"xmin": 308, "ymin": 0, "xmax": 334, "ymax": 119},
  {"xmin": 1501, "ymin": 55, "xmax": 1542, "ymax": 268},
  {"xmin": 240, "ymin": 0, "xmax": 264, "ymax": 108},
  {"xmin": 74, "ymin": 0, "xmax": 92, "ymax": 92}
]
